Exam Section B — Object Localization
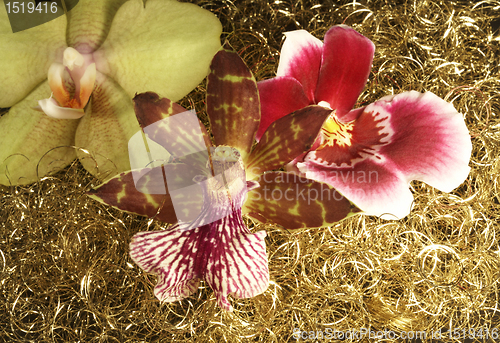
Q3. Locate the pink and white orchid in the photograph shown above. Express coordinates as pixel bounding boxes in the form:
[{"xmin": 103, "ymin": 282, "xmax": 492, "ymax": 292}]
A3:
[
  {"xmin": 0, "ymin": 0, "xmax": 221, "ymax": 185},
  {"xmin": 257, "ymin": 25, "xmax": 472, "ymax": 219}
]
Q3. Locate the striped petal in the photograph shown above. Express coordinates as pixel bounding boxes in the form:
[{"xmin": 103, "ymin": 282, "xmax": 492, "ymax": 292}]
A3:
[
  {"xmin": 245, "ymin": 105, "xmax": 332, "ymax": 177},
  {"xmin": 243, "ymin": 172, "xmax": 359, "ymax": 230},
  {"xmin": 207, "ymin": 46, "xmax": 260, "ymax": 162},
  {"xmin": 130, "ymin": 212, "xmax": 268, "ymax": 311},
  {"xmin": 130, "ymin": 153, "xmax": 268, "ymax": 311}
]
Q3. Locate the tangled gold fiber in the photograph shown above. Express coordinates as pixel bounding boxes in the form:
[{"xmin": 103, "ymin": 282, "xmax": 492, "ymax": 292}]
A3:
[{"xmin": 1, "ymin": 0, "xmax": 500, "ymax": 341}]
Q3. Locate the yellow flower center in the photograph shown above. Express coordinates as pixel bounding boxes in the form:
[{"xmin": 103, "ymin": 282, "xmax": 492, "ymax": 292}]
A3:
[
  {"xmin": 320, "ymin": 112, "xmax": 354, "ymax": 147},
  {"xmin": 316, "ymin": 103, "xmax": 354, "ymax": 149}
]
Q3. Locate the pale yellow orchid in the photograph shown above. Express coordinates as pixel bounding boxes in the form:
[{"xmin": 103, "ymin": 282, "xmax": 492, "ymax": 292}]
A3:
[{"xmin": 0, "ymin": 0, "xmax": 221, "ymax": 185}]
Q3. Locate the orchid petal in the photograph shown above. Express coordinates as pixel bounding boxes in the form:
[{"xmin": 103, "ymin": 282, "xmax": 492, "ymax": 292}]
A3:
[
  {"xmin": 315, "ymin": 25, "xmax": 375, "ymax": 117},
  {"xmin": 87, "ymin": 163, "xmax": 205, "ymax": 224},
  {"xmin": 130, "ymin": 157, "xmax": 268, "ymax": 311},
  {"xmin": 93, "ymin": 0, "xmax": 222, "ymax": 102},
  {"xmin": 66, "ymin": 0, "xmax": 128, "ymax": 53},
  {"xmin": 367, "ymin": 91, "xmax": 472, "ymax": 191},
  {"xmin": 256, "ymin": 76, "xmax": 311, "ymax": 141},
  {"xmin": 276, "ymin": 29, "xmax": 323, "ymax": 102},
  {"xmin": 132, "ymin": 92, "xmax": 212, "ymax": 161},
  {"xmin": 245, "ymin": 105, "xmax": 332, "ymax": 177},
  {"xmin": 77, "ymin": 63, "xmax": 96, "ymax": 108},
  {"xmin": 299, "ymin": 91, "xmax": 471, "ymax": 219},
  {"xmin": 47, "ymin": 63, "xmax": 70, "ymax": 106},
  {"xmin": 297, "ymin": 160, "xmax": 414, "ymax": 220},
  {"xmin": 0, "ymin": 5, "xmax": 66, "ymax": 107},
  {"xmin": 243, "ymin": 172, "xmax": 359, "ymax": 229},
  {"xmin": 0, "ymin": 81, "xmax": 78, "ymax": 186},
  {"xmin": 207, "ymin": 47, "xmax": 260, "ymax": 162},
  {"xmin": 75, "ymin": 72, "xmax": 141, "ymax": 177},
  {"xmin": 132, "ymin": 92, "xmax": 212, "ymax": 174},
  {"xmin": 130, "ymin": 209, "xmax": 268, "ymax": 312},
  {"xmin": 37, "ymin": 97, "xmax": 85, "ymax": 119}
]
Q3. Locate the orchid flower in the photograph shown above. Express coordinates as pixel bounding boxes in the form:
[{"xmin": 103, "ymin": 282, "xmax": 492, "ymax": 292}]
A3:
[
  {"xmin": 129, "ymin": 144, "xmax": 269, "ymax": 312},
  {"xmin": 0, "ymin": 0, "xmax": 222, "ymax": 185},
  {"xmin": 257, "ymin": 25, "xmax": 472, "ymax": 219},
  {"xmin": 87, "ymin": 47, "xmax": 359, "ymax": 310}
]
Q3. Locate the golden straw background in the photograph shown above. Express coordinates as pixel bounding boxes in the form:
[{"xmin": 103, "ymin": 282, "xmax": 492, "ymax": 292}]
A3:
[{"xmin": 1, "ymin": 0, "xmax": 500, "ymax": 341}]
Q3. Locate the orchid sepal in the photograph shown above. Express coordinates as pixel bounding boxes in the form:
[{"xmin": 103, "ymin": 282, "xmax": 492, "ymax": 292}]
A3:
[
  {"xmin": 245, "ymin": 105, "xmax": 332, "ymax": 177},
  {"xmin": 86, "ymin": 164, "xmax": 205, "ymax": 224},
  {"xmin": 132, "ymin": 92, "xmax": 213, "ymax": 172},
  {"xmin": 243, "ymin": 171, "xmax": 360, "ymax": 230},
  {"xmin": 207, "ymin": 44, "xmax": 260, "ymax": 163},
  {"xmin": 0, "ymin": 81, "xmax": 79, "ymax": 185}
]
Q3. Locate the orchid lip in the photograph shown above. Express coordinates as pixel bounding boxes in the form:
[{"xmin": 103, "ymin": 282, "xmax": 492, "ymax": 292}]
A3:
[
  {"xmin": 37, "ymin": 97, "xmax": 86, "ymax": 119},
  {"xmin": 309, "ymin": 107, "xmax": 392, "ymax": 169},
  {"xmin": 39, "ymin": 47, "xmax": 97, "ymax": 118}
]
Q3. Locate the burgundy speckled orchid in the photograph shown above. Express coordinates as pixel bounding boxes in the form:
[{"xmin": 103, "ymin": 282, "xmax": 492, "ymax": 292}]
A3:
[
  {"xmin": 87, "ymin": 47, "xmax": 359, "ymax": 310},
  {"xmin": 0, "ymin": 0, "xmax": 221, "ymax": 185},
  {"xmin": 257, "ymin": 25, "xmax": 472, "ymax": 219}
]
